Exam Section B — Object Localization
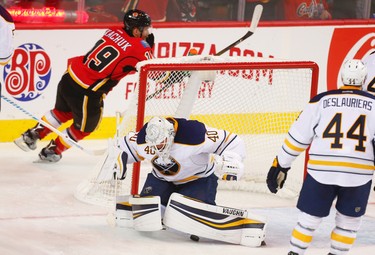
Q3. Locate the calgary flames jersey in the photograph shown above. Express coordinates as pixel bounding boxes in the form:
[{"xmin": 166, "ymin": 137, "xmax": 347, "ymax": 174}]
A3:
[
  {"xmin": 277, "ymin": 87, "xmax": 375, "ymax": 187},
  {"xmin": 67, "ymin": 26, "xmax": 153, "ymax": 95}
]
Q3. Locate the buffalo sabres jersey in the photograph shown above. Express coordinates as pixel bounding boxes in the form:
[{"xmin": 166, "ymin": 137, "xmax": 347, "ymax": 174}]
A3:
[
  {"xmin": 0, "ymin": 5, "xmax": 14, "ymax": 65},
  {"xmin": 118, "ymin": 117, "xmax": 246, "ymax": 184},
  {"xmin": 277, "ymin": 86, "xmax": 375, "ymax": 187}
]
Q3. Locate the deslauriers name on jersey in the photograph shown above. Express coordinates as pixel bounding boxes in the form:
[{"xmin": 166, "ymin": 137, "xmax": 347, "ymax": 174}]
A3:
[
  {"xmin": 104, "ymin": 30, "xmax": 131, "ymax": 51},
  {"xmin": 323, "ymin": 97, "xmax": 373, "ymax": 111},
  {"xmin": 222, "ymin": 207, "xmax": 246, "ymax": 217}
]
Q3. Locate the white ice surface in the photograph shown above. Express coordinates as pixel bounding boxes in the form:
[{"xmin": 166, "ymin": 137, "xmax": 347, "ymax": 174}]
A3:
[{"xmin": 1, "ymin": 140, "xmax": 375, "ymax": 255}]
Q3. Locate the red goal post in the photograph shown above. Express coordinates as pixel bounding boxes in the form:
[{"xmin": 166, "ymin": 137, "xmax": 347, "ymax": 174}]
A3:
[
  {"xmin": 130, "ymin": 56, "xmax": 319, "ymax": 196},
  {"xmin": 74, "ymin": 56, "xmax": 319, "ymax": 207}
]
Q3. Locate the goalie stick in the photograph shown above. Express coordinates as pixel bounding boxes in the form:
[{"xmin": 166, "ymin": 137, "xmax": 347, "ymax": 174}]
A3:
[
  {"xmin": 1, "ymin": 94, "xmax": 106, "ymax": 156},
  {"xmin": 145, "ymin": 4, "xmax": 263, "ymax": 101}
]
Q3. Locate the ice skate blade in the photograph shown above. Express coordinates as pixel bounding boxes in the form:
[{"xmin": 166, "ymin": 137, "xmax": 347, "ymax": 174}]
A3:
[
  {"xmin": 14, "ymin": 137, "xmax": 31, "ymax": 152},
  {"xmin": 33, "ymin": 158, "xmax": 59, "ymax": 164}
]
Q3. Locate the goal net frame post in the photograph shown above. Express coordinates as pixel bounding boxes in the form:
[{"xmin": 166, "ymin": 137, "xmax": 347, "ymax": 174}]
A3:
[{"xmin": 130, "ymin": 56, "xmax": 319, "ymax": 196}]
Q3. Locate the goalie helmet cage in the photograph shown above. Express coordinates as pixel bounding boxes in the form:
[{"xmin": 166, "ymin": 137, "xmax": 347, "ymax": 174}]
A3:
[{"xmin": 75, "ymin": 55, "xmax": 318, "ymax": 207}]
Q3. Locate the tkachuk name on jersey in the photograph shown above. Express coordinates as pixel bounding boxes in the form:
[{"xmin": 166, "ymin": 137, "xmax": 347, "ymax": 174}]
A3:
[
  {"xmin": 222, "ymin": 207, "xmax": 246, "ymax": 217},
  {"xmin": 323, "ymin": 97, "xmax": 373, "ymax": 110},
  {"xmin": 104, "ymin": 30, "xmax": 131, "ymax": 51}
]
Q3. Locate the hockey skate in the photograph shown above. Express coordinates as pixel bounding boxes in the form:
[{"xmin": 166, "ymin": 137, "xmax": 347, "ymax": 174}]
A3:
[
  {"xmin": 14, "ymin": 125, "xmax": 42, "ymax": 151},
  {"xmin": 38, "ymin": 140, "xmax": 62, "ymax": 163},
  {"xmin": 288, "ymin": 252, "xmax": 299, "ymax": 255}
]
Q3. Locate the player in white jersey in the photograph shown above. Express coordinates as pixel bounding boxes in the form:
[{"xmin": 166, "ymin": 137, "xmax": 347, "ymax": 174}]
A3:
[
  {"xmin": 115, "ymin": 116, "xmax": 245, "ymax": 206},
  {"xmin": 109, "ymin": 117, "xmax": 266, "ymax": 246},
  {"xmin": 0, "ymin": 5, "xmax": 14, "ymax": 65},
  {"xmin": 0, "ymin": 4, "xmax": 15, "ymax": 112},
  {"xmin": 267, "ymin": 59, "xmax": 374, "ymax": 255}
]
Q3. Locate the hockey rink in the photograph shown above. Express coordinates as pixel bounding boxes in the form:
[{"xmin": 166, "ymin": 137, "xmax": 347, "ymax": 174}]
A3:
[{"xmin": 1, "ymin": 140, "xmax": 375, "ymax": 255}]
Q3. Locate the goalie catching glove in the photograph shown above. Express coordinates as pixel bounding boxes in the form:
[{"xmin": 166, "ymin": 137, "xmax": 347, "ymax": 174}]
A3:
[
  {"xmin": 266, "ymin": 157, "xmax": 290, "ymax": 193},
  {"xmin": 97, "ymin": 139, "xmax": 128, "ymax": 182},
  {"xmin": 113, "ymin": 151, "xmax": 128, "ymax": 180},
  {"xmin": 214, "ymin": 151, "xmax": 244, "ymax": 181}
]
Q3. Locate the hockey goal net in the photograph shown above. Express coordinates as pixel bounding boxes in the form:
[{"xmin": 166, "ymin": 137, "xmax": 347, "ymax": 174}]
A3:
[{"xmin": 75, "ymin": 55, "xmax": 319, "ymax": 207}]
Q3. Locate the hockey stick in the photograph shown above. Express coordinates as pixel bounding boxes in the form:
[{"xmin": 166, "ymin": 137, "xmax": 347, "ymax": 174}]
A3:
[
  {"xmin": 1, "ymin": 94, "xmax": 106, "ymax": 156},
  {"xmin": 215, "ymin": 4, "xmax": 263, "ymax": 56},
  {"xmin": 145, "ymin": 4, "xmax": 263, "ymax": 101}
]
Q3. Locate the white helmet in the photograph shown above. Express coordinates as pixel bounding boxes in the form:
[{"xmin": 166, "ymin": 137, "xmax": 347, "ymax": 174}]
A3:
[
  {"xmin": 145, "ymin": 117, "xmax": 175, "ymax": 159},
  {"xmin": 341, "ymin": 59, "xmax": 367, "ymax": 86}
]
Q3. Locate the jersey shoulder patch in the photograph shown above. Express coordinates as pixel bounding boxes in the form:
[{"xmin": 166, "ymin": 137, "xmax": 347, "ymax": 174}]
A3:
[{"xmin": 141, "ymin": 40, "xmax": 150, "ymax": 48}]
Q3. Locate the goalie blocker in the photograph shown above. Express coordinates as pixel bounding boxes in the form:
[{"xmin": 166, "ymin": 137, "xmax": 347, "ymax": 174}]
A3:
[{"xmin": 114, "ymin": 193, "xmax": 266, "ymax": 247}]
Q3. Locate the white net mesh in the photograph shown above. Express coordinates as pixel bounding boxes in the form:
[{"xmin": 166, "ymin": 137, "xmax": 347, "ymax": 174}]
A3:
[{"xmin": 75, "ymin": 56, "xmax": 318, "ymax": 207}]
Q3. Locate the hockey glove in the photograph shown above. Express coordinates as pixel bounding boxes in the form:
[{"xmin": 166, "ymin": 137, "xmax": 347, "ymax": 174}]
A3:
[
  {"xmin": 96, "ymin": 139, "xmax": 127, "ymax": 182},
  {"xmin": 266, "ymin": 157, "xmax": 290, "ymax": 194},
  {"xmin": 146, "ymin": 33, "xmax": 155, "ymax": 49},
  {"xmin": 123, "ymin": 65, "xmax": 136, "ymax": 73},
  {"xmin": 214, "ymin": 151, "xmax": 244, "ymax": 181}
]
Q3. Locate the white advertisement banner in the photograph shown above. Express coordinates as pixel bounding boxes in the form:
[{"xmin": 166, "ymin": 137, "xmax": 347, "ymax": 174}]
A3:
[{"xmin": 1, "ymin": 23, "xmax": 375, "ymax": 140}]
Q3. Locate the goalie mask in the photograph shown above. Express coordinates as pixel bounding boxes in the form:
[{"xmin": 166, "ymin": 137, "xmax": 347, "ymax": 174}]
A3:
[
  {"xmin": 146, "ymin": 117, "xmax": 175, "ymax": 160},
  {"xmin": 341, "ymin": 59, "xmax": 367, "ymax": 86}
]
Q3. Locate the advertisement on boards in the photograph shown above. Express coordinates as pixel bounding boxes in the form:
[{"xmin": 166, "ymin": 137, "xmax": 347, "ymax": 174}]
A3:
[
  {"xmin": 1, "ymin": 24, "xmax": 375, "ymax": 141},
  {"xmin": 327, "ymin": 27, "xmax": 375, "ymax": 91}
]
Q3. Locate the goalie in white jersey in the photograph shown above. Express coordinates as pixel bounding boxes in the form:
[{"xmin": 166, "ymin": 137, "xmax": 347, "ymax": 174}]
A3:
[
  {"xmin": 115, "ymin": 116, "xmax": 245, "ymax": 206},
  {"xmin": 108, "ymin": 117, "xmax": 266, "ymax": 247},
  {"xmin": 267, "ymin": 59, "xmax": 374, "ymax": 255}
]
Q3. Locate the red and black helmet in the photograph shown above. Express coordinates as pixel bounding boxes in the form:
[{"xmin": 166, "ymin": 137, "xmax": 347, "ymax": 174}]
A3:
[{"xmin": 123, "ymin": 9, "xmax": 151, "ymax": 34}]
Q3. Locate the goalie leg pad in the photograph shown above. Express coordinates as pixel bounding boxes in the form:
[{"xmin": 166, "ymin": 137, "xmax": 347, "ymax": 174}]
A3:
[
  {"xmin": 163, "ymin": 193, "xmax": 266, "ymax": 247},
  {"xmin": 115, "ymin": 195, "xmax": 163, "ymax": 231},
  {"xmin": 240, "ymin": 214, "xmax": 267, "ymax": 247},
  {"xmin": 129, "ymin": 196, "xmax": 163, "ymax": 231},
  {"xmin": 115, "ymin": 195, "xmax": 133, "ymax": 228}
]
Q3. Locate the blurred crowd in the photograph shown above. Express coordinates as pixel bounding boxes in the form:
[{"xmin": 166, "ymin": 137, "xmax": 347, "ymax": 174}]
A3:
[{"xmin": 1, "ymin": 0, "xmax": 375, "ymax": 23}]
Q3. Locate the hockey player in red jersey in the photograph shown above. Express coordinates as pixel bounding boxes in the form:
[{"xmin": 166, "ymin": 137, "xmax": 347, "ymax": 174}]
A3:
[{"xmin": 14, "ymin": 9, "xmax": 154, "ymax": 162}]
